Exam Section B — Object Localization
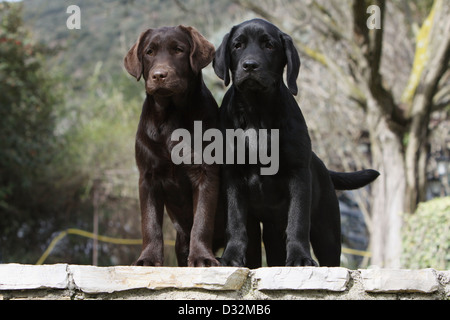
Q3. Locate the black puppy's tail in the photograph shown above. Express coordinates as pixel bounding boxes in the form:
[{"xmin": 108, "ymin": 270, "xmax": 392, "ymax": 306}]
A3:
[{"xmin": 330, "ymin": 169, "xmax": 380, "ymax": 190}]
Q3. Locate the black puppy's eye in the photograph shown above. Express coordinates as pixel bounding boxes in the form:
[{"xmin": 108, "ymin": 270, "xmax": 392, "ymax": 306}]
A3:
[
  {"xmin": 234, "ymin": 42, "xmax": 242, "ymax": 50},
  {"xmin": 265, "ymin": 42, "xmax": 274, "ymax": 50}
]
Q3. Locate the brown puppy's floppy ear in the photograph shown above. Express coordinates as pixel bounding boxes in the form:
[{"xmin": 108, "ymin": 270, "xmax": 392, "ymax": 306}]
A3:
[
  {"xmin": 280, "ymin": 32, "xmax": 301, "ymax": 96},
  {"xmin": 124, "ymin": 29, "xmax": 153, "ymax": 81},
  {"xmin": 178, "ymin": 25, "xmax": 215, "ymax": 74}
]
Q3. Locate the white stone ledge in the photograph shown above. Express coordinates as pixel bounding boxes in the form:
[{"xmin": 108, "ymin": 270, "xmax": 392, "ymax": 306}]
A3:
[
  {"xmin": 0, "ymin": 264, "xmax": 69, "ymax": 290},
  {"xmin": 252, "ymin": 267, "xmax": 350, "ymax": 291},
  {"xmin": 0, "ymin": 264, "xmax": 449, "ymax": 300},
  {"xmin": 360, "ymin": 268, "xmax": 440, "ymax": 293},
  {"xmin": 70, "ymin": 265, "xmax": 249, "ymax": 293}
]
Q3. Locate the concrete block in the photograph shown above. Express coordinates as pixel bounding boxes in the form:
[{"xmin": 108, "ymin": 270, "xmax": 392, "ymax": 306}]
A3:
[
  {"xmin": 69, "ymin": 265, "xmax": 249, "ymax": 293},
  {"xmin": 253, "ymin": 267, "xmax": 350, "ymax": 291},
  {"xmin": 360, "ymin": 268, "xmax": 439, "ymax": 293},
  {"xmin": 0, "ymin": 264, "xmax": 68, "ymax": 290}
]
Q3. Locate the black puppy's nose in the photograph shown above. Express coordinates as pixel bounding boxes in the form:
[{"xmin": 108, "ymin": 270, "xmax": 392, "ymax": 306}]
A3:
[
  {"xmin": 152, "ymin": 69, "xmax": 168, "ymax": 82},
  {"xmin": 242, "ymin": 60, "xmax": 259, "ymax": 71}
]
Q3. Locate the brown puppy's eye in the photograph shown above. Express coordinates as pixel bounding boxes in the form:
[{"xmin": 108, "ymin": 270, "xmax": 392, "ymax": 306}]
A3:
[
  {"xmin": 147, "ymin": 49, "xmax": 154, "ymax": 56},
  {"xmin": 174, "ymin": 47, "xmax": 184, "ymax": 54}
]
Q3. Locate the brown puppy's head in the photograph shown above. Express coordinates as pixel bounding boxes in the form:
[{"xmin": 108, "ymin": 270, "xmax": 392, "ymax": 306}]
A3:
[{"xmin": 124, "ymin": 26, "xmax": 215, "ymax": 96}]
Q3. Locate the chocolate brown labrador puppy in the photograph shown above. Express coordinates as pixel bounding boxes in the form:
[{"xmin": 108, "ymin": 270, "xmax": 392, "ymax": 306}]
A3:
[
  {"xmin": 214, "ymin": 19, "xmax": 379, "ymax": 268},
  {"xmin": 124, "ymin": 26, "xmax": 223, "ymax": 267}
]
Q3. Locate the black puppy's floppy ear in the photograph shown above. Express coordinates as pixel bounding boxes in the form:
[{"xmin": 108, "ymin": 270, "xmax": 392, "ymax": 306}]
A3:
[
  {"xmin": 124, "ymin": 29, "xmax": 152, "ymax": 81},
  {"xmin": 178, "ymin": 25, "xmax": 215, "ymax": 74},
  {"xmin": 280, "ymin": 33, "xmax": 301, "ymax": 96},
  {"xmin": 213, "ymin": 31, "xmax": 233, "ymax": 86}
]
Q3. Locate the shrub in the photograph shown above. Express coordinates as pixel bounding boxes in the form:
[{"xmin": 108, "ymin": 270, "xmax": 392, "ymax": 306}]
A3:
[{"xmin": 402, "ymin": 197, "xmax": 450, "ymax": 270}]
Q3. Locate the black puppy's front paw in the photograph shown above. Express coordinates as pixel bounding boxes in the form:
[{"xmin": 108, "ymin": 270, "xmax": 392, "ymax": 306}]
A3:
[
  {"xmin": 286, "ymin": 257, "xmax": 318, "ymax": 267},
  {"xmin": 286, "ymin": 241, "xmax": 318, "ymax": 266},
  {"xmin": 220, "ymin": 256, "xmax": 246, "ymax": 267},
  {"xmin": 219, "ymin": 247, "xmax": 246, "ymax": 267}
]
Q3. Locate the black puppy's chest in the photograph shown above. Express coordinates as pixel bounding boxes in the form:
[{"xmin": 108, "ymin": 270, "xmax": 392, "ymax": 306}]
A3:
[
  {"xmin": 245, "ymin": 168, "xmax": 289, "ymax": 217},
  {"xmin": 234, "ymin": 124, "xmax": 288, "ymax": 211}
]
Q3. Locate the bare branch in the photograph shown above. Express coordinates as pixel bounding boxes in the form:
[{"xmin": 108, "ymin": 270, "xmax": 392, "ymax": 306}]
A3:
[
  {"xmin": 232, "ymin": 0, "xmax": 275, "ymax": 21},
  {"xmin": 432, "ymin": 76, "xmax": 450, "ymax": 111},
  {"xmin": 308, "ymin": 0, "xmax": 350, "ymax": 42},
  {"xmin": 408, "ymin": 0, "xmax": 450, "ymax": 117},
  {"xmin": 173, "ymin": 0, "xmax": 190, "ymax": 13}
]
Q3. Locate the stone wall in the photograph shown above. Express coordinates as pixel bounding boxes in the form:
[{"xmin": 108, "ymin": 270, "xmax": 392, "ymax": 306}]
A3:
[{"xmin": 0, "ymin": 264, "xmax": 449, "ymax": 300}]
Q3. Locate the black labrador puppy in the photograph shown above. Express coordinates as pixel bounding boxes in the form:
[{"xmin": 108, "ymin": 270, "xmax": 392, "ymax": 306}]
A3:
[{"xmin": 214, "ymin": 19, "xmax": 379, "ymax": 268}]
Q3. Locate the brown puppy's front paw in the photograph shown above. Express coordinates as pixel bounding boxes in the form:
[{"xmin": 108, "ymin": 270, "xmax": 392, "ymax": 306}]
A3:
[
  {"xmin": 188, "ymin": 257, "xmax": 220, "ymax": 267},
  {"xmin": 133, "ymin": 250, "xmax": 164, "ymax": 266},
  {"xmin": 188, "ymin": 254, "xmax": 220, "ymax": 267},
  {"xmin": 133, "ymin": 257, "xmax": 163, "ymax": 266}
]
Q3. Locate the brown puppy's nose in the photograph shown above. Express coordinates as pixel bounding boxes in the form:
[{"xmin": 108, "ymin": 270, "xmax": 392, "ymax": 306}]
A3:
[{"xmin": 152, "ymin": 69, "xmax": 168, "ymax": 82}]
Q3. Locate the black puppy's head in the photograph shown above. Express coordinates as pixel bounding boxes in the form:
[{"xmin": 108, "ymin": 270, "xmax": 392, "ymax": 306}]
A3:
[{"xmin": 213, "ymin": 19, "xmax": 300, "ymax": 95}]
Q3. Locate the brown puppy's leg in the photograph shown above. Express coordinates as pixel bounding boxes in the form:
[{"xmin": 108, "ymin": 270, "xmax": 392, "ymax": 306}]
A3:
[
  {"xmin": 134, "ymin": 177, "xmax": 165, "ymax": 266},
  {"xmin": 188, "ymin": 166, "xmax": 220, "ymax": 267}
]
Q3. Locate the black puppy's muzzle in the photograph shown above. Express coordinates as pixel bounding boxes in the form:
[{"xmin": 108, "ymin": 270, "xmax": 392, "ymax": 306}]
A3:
[{"xmin": 235, "ymin": 59, "xmax": 270, "ymax": 92}]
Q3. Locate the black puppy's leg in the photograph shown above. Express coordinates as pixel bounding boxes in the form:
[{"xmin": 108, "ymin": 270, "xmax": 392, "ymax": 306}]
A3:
[
  {"xmin": 220, "ymin": 183, "xmax": 248, "ymax": 267},
  {"xmin": 262, "ymin": 222, "xmax": 287, "ymax": 266},
  {"xmin": 285, "ymin": 169, "xmax": 318, "ymax": 266},
  {"xmin": 134, "ymin": 176, "xmax": 165, "ymax": 266},
  {"xmin": 246, "ymin": 214, "xmax": 262, "ymax": 269},
  {"xmin": 310, "ymin": 192, "xmax": 341, "ymax": 267}
]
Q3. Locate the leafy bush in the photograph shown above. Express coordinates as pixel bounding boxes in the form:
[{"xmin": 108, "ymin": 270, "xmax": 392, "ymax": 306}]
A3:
[{"xmin": 402, "ymin": 197, "xmax": 450, "ymax": 270}]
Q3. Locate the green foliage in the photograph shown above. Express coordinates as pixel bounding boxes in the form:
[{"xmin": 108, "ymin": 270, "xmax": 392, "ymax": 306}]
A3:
[
  {"xmin": 0, "ymin": 3, "xmax": 58, "ymax": 199},
  {"xmin": 0, "ymin": 2, "xmax": 72, "ymax": 263},
  {"xmin": 402, "ymin": 197, "xmax": 450, "ymax": 270}
]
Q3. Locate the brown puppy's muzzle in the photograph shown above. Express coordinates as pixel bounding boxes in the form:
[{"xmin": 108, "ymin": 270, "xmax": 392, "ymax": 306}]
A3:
[{"xmin": 146, "ymin": 65, "xmax": 186, "ymax": 96}]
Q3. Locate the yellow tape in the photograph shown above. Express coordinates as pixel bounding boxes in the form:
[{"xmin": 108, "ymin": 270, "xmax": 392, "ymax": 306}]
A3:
[
  {"xmin": 341, "ymin": 247, "xmax": 372, "ymax": 257},
  {"xmin": 65, "ymin": 228, "xmax": 142, "ymax": 245},
  {"xmin": 36, "ymin": 228, "xmax": 175, "ymax": 265},
  {"xmin": 36, "ymin": 230, "xmax": 69, "ymax": 265},
  {"xmin": 36, "ymin": 228, "xmax": 371, "ymax": 265}
]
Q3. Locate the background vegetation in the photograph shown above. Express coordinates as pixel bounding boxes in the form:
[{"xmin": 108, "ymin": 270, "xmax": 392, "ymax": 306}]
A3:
[
  {"xmin": 402, "ymin": 197, "xmax": 449, "ymax": 270},
  {"xmin": 0, "ymin": 0, "xmax": 448, "ymax": 268}
]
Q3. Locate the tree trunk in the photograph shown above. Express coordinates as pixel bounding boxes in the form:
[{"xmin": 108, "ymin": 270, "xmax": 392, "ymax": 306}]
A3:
[
  {"xmin": 366, "ymin": 99, "xmax": 405, "ymax": 268},
  {"xmin": 404, "ymin": 112, "xmax": 430, "ymax": 213}
]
